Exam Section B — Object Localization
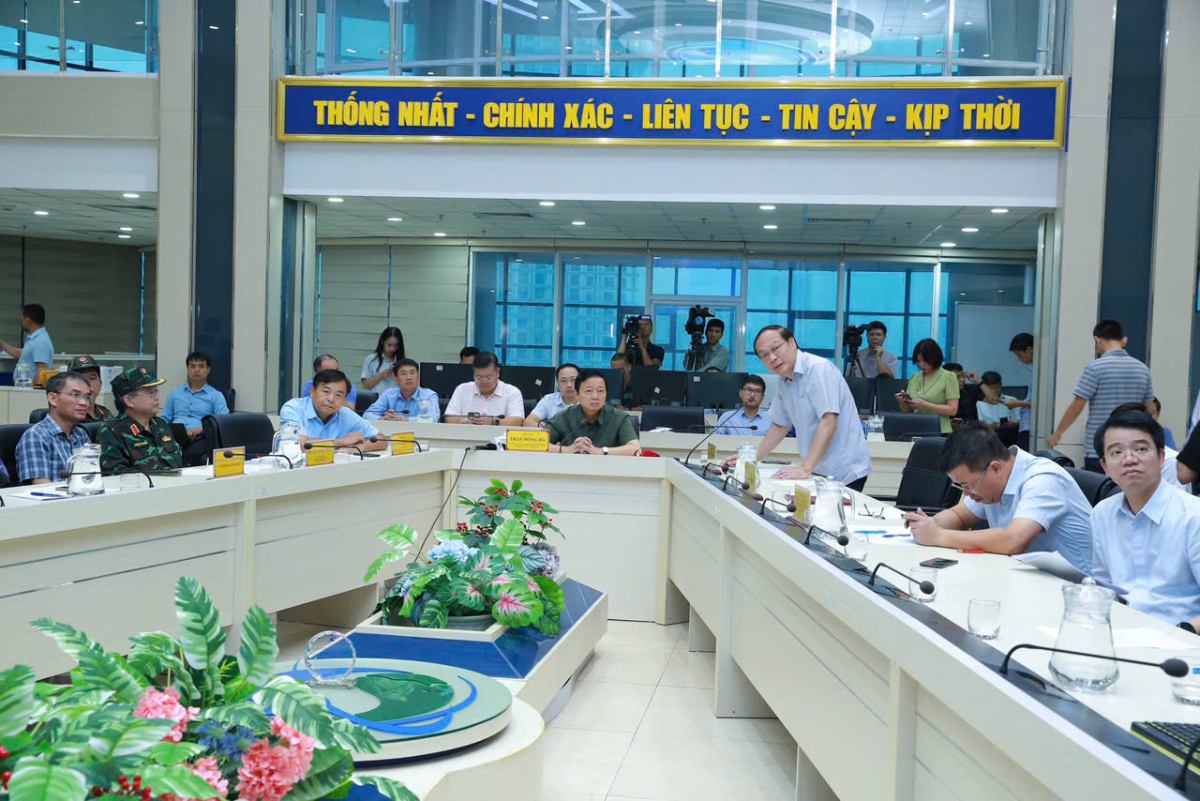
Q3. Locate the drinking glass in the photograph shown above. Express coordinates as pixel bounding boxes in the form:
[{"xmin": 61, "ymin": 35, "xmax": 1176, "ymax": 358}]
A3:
[
  {"xmin": 1172, "ymin": 658, "xmax": 1200, "ymax": 705},
  {"xmin": 119, "ymin": 472, "xmax": 143, "ymax": 491},
  {"xmin": 910, "ymin": 567, "xmax": 937, "ymax": 603},
  {"xmin": 843, "ymin": 532, "xmax": 868, "ymax": 561},
  {"xmin": 968, "ymin": 599, "xmax": 1001, "ymax": 639}
]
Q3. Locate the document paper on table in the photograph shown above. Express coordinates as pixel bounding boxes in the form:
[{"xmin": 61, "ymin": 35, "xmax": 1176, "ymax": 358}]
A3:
[{"xmin": 1012, "ymin": 551, "xmax": 1128, "ymax": 596}]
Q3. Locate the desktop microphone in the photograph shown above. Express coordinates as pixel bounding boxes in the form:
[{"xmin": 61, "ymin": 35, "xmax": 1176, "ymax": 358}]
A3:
[
  {"xmin": 110, "ymin": 465, "xmax": 155, "ymax": 488},
  {"xmin": 721, "ymin": 472, "xmax": 749, "ymax": 493},
  {"xmin": 469, "ymin": 442, "xmax": 498, "ymax": 451},
  {"xmin": 252, "ymin": 451, "xmax": 298, "ymax": 469},
  {"xmin": 998, "ymin": 644, "xmax": 1187, "ymax": 678},
  {"xmin": 303, "ymin": 441, "xmax": 365, "ymax": 460},
  {"xmin": 802, "ymin": 524, "xmax": 849, "ymax": 548},
  {"xmin": 750, "ymin": 492, "xmax": 796, "ymax": 516},
  {"xmin": 868, "ymin": 562, "xmax": 934, "ymax": 595},
  {"xmin": 368, "ymin": 435, "xmax": 426, "ymax": 452},
  {"xmin": 681, "ymin": 423, "xmax": 759, "ymax": 468}
]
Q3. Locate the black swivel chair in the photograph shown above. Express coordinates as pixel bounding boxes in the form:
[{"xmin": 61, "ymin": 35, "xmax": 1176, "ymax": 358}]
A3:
[
  {"xmin": 640, "ymin": 406, "xmax": 705, "ymax": 433},
  {"xmin": 887, "ymin": 437, "xmax": 962, "ymax": 512},
  {"xmin": 874, "ymin": 378, "xmax": 907, "ymax": 413},
  {"xmin": 523, "ymin": 398, "xmax": 538, "ymax": 418},
  {"xmin": 0, "ymin": 424, "xmax": 30, "ymax": 485},
  {"xmin": 203, "ymin": 413, "xmax": 276, "ymax": 458},
  {"xmin": 1066, "ymin": 467, "xmax": 1120, "ymax": 507},
  {"xmin": 882, "ymin": 413, "xmax": 943, "ymax": 442},
  {"xmin": 355, "ymin": 391, "xmax": 378, "ymax": 415},
  {"xmin": 81, "ymin": 422, "xmax": 102, "ymax": 443},
  {"xmin": 28, "ymin": 408, "xmax": 49, "ymax": 424},
  {"xmin": 845, "ymin": 377, "xmax": 874, "ymax": 415},
  {"xmin": 220, "ymin": 387, "xmax": 236, "ymax": 412}
]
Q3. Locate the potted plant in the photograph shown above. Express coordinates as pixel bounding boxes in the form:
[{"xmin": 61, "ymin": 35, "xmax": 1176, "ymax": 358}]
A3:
[
  {"xmin": 0, "ymin": 577, "xmax": 415, "ymax": 801},
  {"xmin": 364, "ymin": 480, "xmax": 565, "ymax": 636}
]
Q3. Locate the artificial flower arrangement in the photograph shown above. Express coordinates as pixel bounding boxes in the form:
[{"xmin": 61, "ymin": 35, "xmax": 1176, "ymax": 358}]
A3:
[
  {"xmin": 0, "ymin": 577, "xmax": 414, "ymax": 801},
  {"xmin": 365, "ymin": 480, "xmax": 565, "ymax": 635}
]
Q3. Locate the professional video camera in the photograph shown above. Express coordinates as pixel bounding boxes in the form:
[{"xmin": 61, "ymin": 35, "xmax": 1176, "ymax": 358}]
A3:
[
  {"xmin": 623, "ymin": 314, "xmax": 648, "ymax": 366},
  {"xmin": 683, "ymin": 305, "xmax": 714, "ymax": 371},
  {"xmin": 843, "ymin": 324, "xmax": 868, "ymax": 378}
]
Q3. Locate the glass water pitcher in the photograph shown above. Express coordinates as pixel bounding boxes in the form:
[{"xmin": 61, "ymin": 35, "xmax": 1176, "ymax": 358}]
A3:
[
  {"xmin": 65, "ymin": 444, "xmax": 104, "ymax": 497},
  {"xmin": 1049, "ymin": 578, "xmax": 1119, "ymax": 691}
]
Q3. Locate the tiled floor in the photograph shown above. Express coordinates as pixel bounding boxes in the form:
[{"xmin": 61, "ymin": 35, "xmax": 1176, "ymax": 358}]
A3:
[
  {"xmin": 277, "ymin": 620, "xmax": 798, "ymax": 801},
  {"xmin": 538, "ymin": 621, "xmax": 796, "ymax": 801}
]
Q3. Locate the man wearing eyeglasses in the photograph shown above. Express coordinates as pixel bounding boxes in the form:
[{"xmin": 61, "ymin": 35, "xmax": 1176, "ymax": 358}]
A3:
[
  {"xmin": 15, "ymin": 371, "xmax": 93, "ymax": 484},
  {"xmin": 714, "ymin": 374, "xmax": 769, "ymax": 436},
  {"xmin": 363, "ymin": 359, "xmax": 441, "ymax": 421},
  {"xmin": 903, "ymin": 422, "xmax": 1093, "ymax": 572},
  {"xmin": 1091, "ymin": 407, "xmax": 1200, "ymax": 629},
  {"xmin": 98, "ymin": 367, "xmax": 184, "ymax": 474}
]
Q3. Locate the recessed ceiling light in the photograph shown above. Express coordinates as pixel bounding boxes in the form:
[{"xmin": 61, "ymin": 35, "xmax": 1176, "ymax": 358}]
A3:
[
  {"xmin": 117, "ymin": 234, "xmax": 131, "ymax": 239},
  {"xmin": 571, "ymin": 220, "xmax": 586, "ymax": 226},
  {"xmin": 540, "ymin": 15, "xmax": 549, "ymax": 20},
  {"xmin": 940, "ymin": 241, "xmax": 956, "ymax": 247},
  {"xmin": 386, "ymin": 217, "xmax": 402, "ymax": 222},
  {"xmin": 674, "ymin": 22, "xmax": 682, "ymax": 26},
  {"xmin": 122, "ymin": 192, "xmax": 140, "ymax": 199},
  {"xmin": 961, "ymin": 227, "xmax": 979, "ymax": 233},
  {"xmin": 964, "ymin": 20, "xmax": 973, "ymax": 26},
  {"xmin": 345, "ymin": 48, "xmax": 357, "ymax": 54},
  {"xmin": 18, "ymin": 18, "xmax": 27, "ymax": 24},
  {"xmin": 33, "ymin": 210, "xmax": 49, "ymax": 216},
  {"xmin": 208, "ymin": 25, "xmax": 219, "ymax": 30},
  {"xmin": 433, "ymin": 232, "xmax": 447, "ymax": 237},
  {"xmin": 981, "ymin": 52, "xmax": 990, "ymax": 57},
  {"xmin": 538, "ymin": 200, "xmax": 555, "ymax": 207},
  {"xmin": 135, "ymin": 20, "xmax": 144, "ymax": 25},
  {"xmin": 119, "ymin": 226, "xmax": 133, "ymax": 232},
  {"xmin": 990, "ymin": 208, "xmax": 1009, "ymax": 214},
  {"xmin": 762, "ymin": 224, "xmax": 778, "ymax": 230},
  {"xmin": 327, "ymin": 197, "xmax": 344, "ymax": 203}
]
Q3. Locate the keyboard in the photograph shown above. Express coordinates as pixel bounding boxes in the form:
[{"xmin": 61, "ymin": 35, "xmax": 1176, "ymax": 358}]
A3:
[{"xmin": 1132, "ymin": 721, "xmax": 1200, "ymax": 771}]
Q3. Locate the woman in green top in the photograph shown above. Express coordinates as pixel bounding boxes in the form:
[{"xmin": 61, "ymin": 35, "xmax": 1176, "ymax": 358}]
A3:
[{"xmin": 898, "ymin": 338, "xmax": 960, "ymax": 434}]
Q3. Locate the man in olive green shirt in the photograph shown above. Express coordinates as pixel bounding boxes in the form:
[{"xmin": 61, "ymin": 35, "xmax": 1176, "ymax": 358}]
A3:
[{"xmin": 546, "ymin": 370, "xmax": 641, "ymax": 455}]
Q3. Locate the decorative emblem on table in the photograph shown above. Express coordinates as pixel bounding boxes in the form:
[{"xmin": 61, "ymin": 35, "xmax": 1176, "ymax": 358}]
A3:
[
  {"xmin": 302, "ymin": 630, "xmax": 357, "ymax": 687},
  {"xmin": 280, "ymin": 657, "xmax": 513, "ymax": 763}
]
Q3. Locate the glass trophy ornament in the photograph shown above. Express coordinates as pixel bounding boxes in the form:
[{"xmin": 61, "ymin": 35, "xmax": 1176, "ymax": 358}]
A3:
[{"xmin": 302, "ymin": 630, "xmax": 357, "ymax": 687}]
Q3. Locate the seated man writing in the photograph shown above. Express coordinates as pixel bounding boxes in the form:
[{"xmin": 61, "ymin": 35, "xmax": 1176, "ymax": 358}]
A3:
[
  {"xmin": 903, "ymin": 422, "xmax": 1093, "ymax": 572},
  {"xmin": 1091, "ymin": 407, "xmax": 1200, "ymax": 630},
  {"xmin": 279, "ymin": 368, "xmax": 385, "ymax": 453},
  {"xmin": 545, "ymin": 369, "xmax": 641, "ymax": 456}
]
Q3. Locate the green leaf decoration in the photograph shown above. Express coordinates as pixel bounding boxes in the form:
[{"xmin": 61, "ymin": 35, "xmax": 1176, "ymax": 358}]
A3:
[
  {"xmin": 510, "ymin": 479, "xmax": 522, "ymax": 493},
  {"xmin": 87, "ymin": 717, "xmax": 176, "ymax": 759},
  {"xmin": 531, "ymin": 613, "xmax": 561, "ymax": 637},
  {"xmin": 418, "ymin": 598, "xmax": 448, "ymax": 629},
  {"xmin": 449, "ymin": 575, "xmax": 487, "ymax": 612},
  {"xmin": 280, "ymin": 745, "xmax": 353, "ymax": 801},
  {"xmin": 0, "ymin": 665, "xmax": 36, "ymax": 737},
  {"xmin": 491, "ymin": 581, "xmax": 544, "ymax": 629},
  {"xmin": 517, "ymin": 545, "xmax": 548, "ymax": 574},
  {"xmin": 258, "ymin": 677, "xmax": 332, "ymax": 742},
  {"xmin": 327, "ymin": 718, "xmax": 381, "ymax": 754},
  {"xmin": 30, "ymin": 619, "xmax": 100, "ymax": 661},
  {"xmin": 8, "ymin": 758, "xmax": 89, "ymax": 801},
  {"xmin": 432, "ymin": 527, "xmax": 464, "ymax": 542},
  {"xmin": 74, "ymin": 649, "xmax": 145, "ymax": 705},
  {"xmin": 491, "ymin": 519, "xmax": 526, "ymax": 553},
  {"xmin": 141, "ymin": 764, "xmax": 226, "ymax": 801},
  {"xmin": 126, "ymin": 636, "xmax": 196, "ymax": 702},
  {"xmin": 376, "ymin": 524, "xmax": 417, "ymax": 549},
  {"xmin": 354, "ymin": 776, "xmax": 420, "ymax": 801},
  {"xmin": 533, "ymin": 576, "xmax": 565, "ymax": 614},
  {"xmin": 236, "ymin": 605, "xmax": 278, "ymax": 689},
  {"xmin": 363, "ymin": 550, "xmax": 410, "ymax": 583},
  {"xmin": 200, "ymin": 700, "xmax": 269, "ymax": 731},
  {"xmin": 147, "ymin": 741, "xmax": 206, "ymax": 766},
  {"xmin": 173, "ymin": 578, "xmax": 226, "ymax": 692}
]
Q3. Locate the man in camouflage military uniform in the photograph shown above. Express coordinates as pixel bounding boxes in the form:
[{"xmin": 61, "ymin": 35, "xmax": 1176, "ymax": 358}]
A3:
[
  {"xmin": 98, "ymin": 367, "xmax": 183, "ymax": 473},
  {"xmin": 68, "ymin": 355, "xmax": 114, "ymax": 421}
]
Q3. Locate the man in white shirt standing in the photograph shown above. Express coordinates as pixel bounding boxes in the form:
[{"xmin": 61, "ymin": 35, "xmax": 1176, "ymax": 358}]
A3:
[
  {"xmin": 1091, "ymin": 407, "xmax": 1200, "ymax": 630},
  {"xmin": 444, "ymin": 351, "xmax": 525, "ymax": 426},
  {"xmin": 735, "ymin": 325, "xmax": 870, "ymax": 489}
]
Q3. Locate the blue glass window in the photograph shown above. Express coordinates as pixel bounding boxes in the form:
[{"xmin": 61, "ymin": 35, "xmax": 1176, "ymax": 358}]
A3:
[{"xmin": 746, "ymin": 258, "xmax": 838, "ymax": 371}]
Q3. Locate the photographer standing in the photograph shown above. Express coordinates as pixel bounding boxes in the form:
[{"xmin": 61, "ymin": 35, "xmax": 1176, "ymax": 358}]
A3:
[
  {"xmin": 617, "ymin": 314, "xmax": 664, "ymax": 368},
  {"xmin": 690, "ymin": 318, "xmax": 729, "ymax": 372},
  {"xmin": 850, "ymin": 320, "xmax": 898, "ymax": 379}
]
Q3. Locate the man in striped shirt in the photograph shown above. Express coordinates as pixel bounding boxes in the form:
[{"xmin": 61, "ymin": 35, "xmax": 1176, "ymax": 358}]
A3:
[{"xmin": 1047, "ymin": 319, "xmax": 1154, "ymax": 472}]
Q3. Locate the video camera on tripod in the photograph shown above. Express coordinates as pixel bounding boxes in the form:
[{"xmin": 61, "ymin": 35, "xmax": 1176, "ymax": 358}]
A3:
[
  {"xmin": 843, "ymin": 324, "xmax": 868, "ymax": 378},
  {"xmin": 683, "ymin": 305, "xmax": 714, "ymax": 371}
]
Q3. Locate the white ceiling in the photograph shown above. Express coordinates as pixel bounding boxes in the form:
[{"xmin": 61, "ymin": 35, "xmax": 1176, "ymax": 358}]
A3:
[
  {"xmin": 300, "ymin": 195, "xmax": 1044, "ymax": 251},
  {"xmin": 0, "ymin": 189, "xmax": 157, "ymax": 247}
]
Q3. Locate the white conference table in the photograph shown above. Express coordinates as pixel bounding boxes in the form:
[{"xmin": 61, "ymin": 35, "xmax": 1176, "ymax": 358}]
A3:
[{"xmin": 2, "ymin": 444, "xmax": 1198, "ymax": 800}]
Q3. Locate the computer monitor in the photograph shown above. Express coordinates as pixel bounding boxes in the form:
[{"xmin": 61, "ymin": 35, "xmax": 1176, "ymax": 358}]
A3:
[
  {"xmin": 420, "ymin": 362, "xmax": 473, "ymax": 400},
  {"xmin": 596, "ymin": 368, "xmax": 626, "ymax": 406},
  {"xmin": 685, "ymin": 372, "xmax": 747, "ymax": 410},
  {"xmin": 844, "ymin": 376, "xmax": 874, "ymax": 415},
  {"xmin": 629, "ymin": 367, "xmax": 688, "ymax": 407},
  {"xmin": 501, "ymin": 365, "xmax": 556, "ymax": 403}
]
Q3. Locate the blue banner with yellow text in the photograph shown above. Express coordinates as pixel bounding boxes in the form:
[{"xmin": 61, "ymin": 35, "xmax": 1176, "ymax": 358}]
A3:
[{"xmin": 277, "ymin": 78, "xmax": 1066, "ymax": 149}]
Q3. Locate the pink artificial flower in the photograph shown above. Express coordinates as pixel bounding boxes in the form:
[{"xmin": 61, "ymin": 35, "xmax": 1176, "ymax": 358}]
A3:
[
  {"xmin": 189, "ymin": 757, "xmax": 229, "ymax": 798},
  {"xmin": 235, "ymin": 720, "xmax": 316, "ymax": 801},
  {"xmin": 133, "ymin": 687, "xmax": 199, "ymax": 743}
]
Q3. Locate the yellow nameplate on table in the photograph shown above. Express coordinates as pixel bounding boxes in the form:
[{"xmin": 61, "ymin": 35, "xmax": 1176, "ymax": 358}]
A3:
[
  {"xmin": 793, "ymin": 483, "xmax": 811, "ymax": 523},
  {"xmin": 305, "ymin": 439, "xmax": 335, "ymax": 466},
  {"xmin": 213, "ymin": 446, "xmax": 245, "ymax": 478},
  {"xmin": 706, "ymin": 442, "xmax": 717, "ymax": 462},
  {"xmin": 506, "ymin": 429, "xmax": 550, "ymax": 452},
  {"xmin": 744, "ymin": 461, "xmax": 758, "ymax": 492},
  {"xmin": 35, "ymin": 367, "xmax": 59, "ymax": 388},
  {"xmin": 390, "ymin": 432, "xmax": 416, "ymax": 455}
]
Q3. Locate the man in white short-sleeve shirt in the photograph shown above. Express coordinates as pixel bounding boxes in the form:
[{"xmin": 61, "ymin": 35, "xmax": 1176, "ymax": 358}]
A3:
[
  {"xmin": 732, "ymin": 325, "xmax": 870, "ymax": 489},
  {"xmin": 904, "ymin": 422, "xmax": 1093, "ymax": 572},
  {"xmin": 443, "ymin": 351, "xmax": 525, "ymax": 426}
]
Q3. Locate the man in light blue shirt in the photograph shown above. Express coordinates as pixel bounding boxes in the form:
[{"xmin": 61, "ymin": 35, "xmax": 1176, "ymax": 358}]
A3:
[
  {"xmin": 0, "ymin": 303, "xmax": 55, "ymax": 374},
  {"xmin": 1092, "ymin": 407, "xmax": 1200, "ymax": 628},
  {"xmin": 301, "ymin": 355, "xmax": 357, "ymax": 410},
  {"xmin": 904, "ymin": 422, "xmax": 1093, "ymax": 572},
  {"xmin": 162, "ymin": 351, "xmax": 230, "ymax": 435},
  {"xmin": 714, "ymin": 374, "xmax": 769, "ymax": 436},
  {"xmin": 736, "ymin": 325, "xmax": 870, "ymax": 489},
  {"xmin": 524, "ymin": 363, "xmax": 579, "ymax": 427},
  {"xmin": 279, "ymin": 368, "xmax": 383, "ymax": 452},
  {"xmin": 363, "ymin": 359, "xmax": 440, "ymax": 421}
]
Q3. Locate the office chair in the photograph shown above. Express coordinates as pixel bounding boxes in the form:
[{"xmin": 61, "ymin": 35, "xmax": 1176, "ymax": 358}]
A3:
[
  {"xmin": 874, "ymin": 378, "xmax": 907, "ymax": 413},
  {"xmin": 0, "ymin": 424, "xmax": 30, "ymax": 485},
  {"xmin": 205, "ymin": 413, "xmax": 276, "ymax": 457},
  {"xmin": 845, "ymin": 377, "xmax": 874, "ymax": 415},
  {"xmin": 355, "ymin": 391, "xmax": 378, "ymax": 415},
  {"xmin": 28, "ymin": 407, "xmax": 49, "ymax": 424},
  {"xmin": 888, "ymin": 437, "xmax": 961, "ymax": 512},
  {"xmin": 1066, "ymin": 467, "xmax": 1120, "ymax": 507},
  {"xmin": 640, "ymin": 406, "xmax": 705, "ymax": 433}
]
